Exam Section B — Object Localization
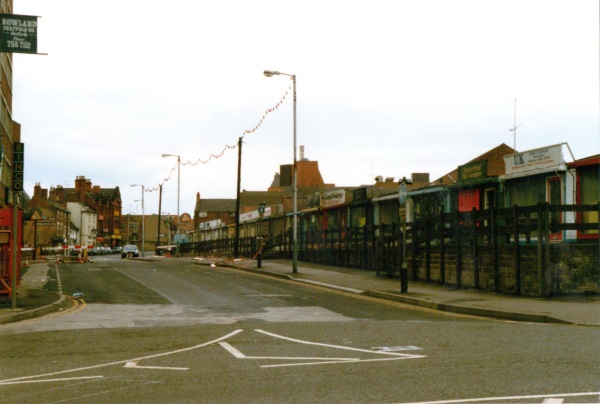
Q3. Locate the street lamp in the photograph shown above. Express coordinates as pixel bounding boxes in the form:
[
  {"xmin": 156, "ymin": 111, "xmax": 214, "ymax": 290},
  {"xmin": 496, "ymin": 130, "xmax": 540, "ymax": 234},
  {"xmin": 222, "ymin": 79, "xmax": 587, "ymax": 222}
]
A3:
[
  {"xmin": 264, "ymin": 69, "xmax": 298, "ymax": 273},
  {"xmin": 162, "ymin": 154, "xmax": 181, "ymax": 255},
  {"xmin": 131, "ymin": 184, "xmax": 145, "ymax": 257}
]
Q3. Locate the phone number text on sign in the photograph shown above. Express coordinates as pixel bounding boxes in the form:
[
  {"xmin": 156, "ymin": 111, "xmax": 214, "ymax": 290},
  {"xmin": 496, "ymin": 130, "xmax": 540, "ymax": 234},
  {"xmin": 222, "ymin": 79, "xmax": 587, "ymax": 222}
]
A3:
[{"xmin": 0, "ymin": 14, "xmax": 38, "ymax": 54}]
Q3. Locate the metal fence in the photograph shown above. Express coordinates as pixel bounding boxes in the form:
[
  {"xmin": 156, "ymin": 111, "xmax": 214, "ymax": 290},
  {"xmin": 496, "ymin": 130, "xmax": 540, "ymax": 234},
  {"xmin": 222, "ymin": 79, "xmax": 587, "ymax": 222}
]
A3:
[{"xmin": 186, "ymin": 203, "xmax": 599, "ymax": 297}]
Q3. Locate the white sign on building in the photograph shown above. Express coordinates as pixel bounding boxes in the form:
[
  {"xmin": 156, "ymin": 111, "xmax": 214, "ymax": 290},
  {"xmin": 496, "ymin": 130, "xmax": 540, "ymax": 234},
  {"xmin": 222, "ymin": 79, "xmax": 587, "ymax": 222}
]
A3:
[{"xmin": 504, "ymin": 144, "xmax": 564, "ymax": 176}]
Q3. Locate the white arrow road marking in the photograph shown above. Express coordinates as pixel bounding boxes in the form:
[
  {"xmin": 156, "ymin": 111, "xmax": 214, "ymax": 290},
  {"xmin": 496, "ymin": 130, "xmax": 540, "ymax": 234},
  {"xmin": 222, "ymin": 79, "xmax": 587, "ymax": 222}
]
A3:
[
  {"xmin": 397, "ymin": 392, "xmax": 600, "ymax": 404},
  {"xmin": 219, "ymin": 342, "xmax": 358, "ymax": 362},
  {"xmin": 372, "ymin": 346, "xmax": 423, "ymax": 352},
  {"xmin": 256, "ymin": 329, "xmax": 426, "ymax": 358},
  {"xmin": 124, "ymin": 361, "xmax": 189, "ymax": 371},
  {"xmin": 219, "ymin": 329, "xmax": 426, "ymax": 368},
  {"xmin": 0, "ymin": 329, "xmax": 243, "ymax": 385},
  {"xmin": 0, "ymin": 376, "xmax": 103, "ymax": 385}
]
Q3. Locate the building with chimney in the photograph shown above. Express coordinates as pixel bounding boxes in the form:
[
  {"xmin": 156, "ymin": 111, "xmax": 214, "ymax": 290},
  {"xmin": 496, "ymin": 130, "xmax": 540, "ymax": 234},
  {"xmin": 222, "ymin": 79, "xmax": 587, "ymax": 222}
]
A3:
[{"xmin": 47, "ymin": 176, "xmax": 122, "ymax": 248}]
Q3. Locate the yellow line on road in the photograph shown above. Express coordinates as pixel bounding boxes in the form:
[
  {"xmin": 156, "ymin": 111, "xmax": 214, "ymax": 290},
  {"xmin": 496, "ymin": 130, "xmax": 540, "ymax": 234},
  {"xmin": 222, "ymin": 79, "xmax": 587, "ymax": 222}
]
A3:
[{"xmin": 0, "ymin": 296, "xmax": 86, "ymax": 329}]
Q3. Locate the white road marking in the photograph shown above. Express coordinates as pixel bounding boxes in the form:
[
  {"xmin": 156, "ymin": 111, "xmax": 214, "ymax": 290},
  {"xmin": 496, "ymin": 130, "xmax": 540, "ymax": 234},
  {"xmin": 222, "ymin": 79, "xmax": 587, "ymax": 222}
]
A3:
[
  {"xmin": 55, "ymin": 266, "xmax": 63, "ymax": 294},
  {"xmin": 124, "ymin": 361, "xmax": 189, "ymax": 371},
  {"xmin": 372, "ymin": 346, "xmax": 423, "ymax": 352},
  {"xmin": 261, "ymin": 356, "xmax": 424, "ymax": 368},
  {"xmin": 0, "ymin": 329, "xmax": 243, "ymax": 385},
  {"xmin": 0, "ymin": 376, "xmax": 103, "ymax": 385},
  {"xmin": 218, "ymin": 329, "xmax": 426, "ymax": 368},
  {"xmin": 542, "ymin": 399, "xmax": 564, "ymax": 404},
  {"xmin": 219, "ymin": 342, "xmax": 358, "ymax": 361},
  {"xmin": 256, "ymin": 329, "xmax": 426, "ymax": 358},
  {"xmin": 397, "ymin": 392, "xmax": 600, "ymax": 404}
]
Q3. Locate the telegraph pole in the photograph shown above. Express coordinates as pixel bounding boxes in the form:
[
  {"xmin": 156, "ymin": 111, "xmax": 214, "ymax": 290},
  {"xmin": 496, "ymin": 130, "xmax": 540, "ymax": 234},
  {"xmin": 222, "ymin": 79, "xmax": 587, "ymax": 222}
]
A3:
[
  {"xmin": 234, "ymin": 137, "xmax": 242, "ymax": 258},
  {"xmin": 157, "ymin": 185, "xmax": 163, "ymax": 248}
]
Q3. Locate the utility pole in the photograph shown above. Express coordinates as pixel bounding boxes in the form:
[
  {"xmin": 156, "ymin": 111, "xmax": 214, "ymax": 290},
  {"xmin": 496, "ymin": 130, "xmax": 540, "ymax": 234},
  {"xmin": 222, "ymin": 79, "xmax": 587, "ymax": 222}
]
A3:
[
  {"xmin": 234, "ymin": 137, "xmax": 242, "ymax": 258},
  {"xmin": 157, "ymin": 185, "xmax": 162, "ymax": 248}
]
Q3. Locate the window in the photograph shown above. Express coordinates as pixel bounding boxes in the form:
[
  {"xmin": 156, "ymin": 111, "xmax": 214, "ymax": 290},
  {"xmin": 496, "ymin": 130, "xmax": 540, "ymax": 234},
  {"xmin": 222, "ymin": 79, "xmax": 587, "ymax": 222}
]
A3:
[{"xmin": 508, "ymin": 176, "xmax": 545, "ymax": 207}]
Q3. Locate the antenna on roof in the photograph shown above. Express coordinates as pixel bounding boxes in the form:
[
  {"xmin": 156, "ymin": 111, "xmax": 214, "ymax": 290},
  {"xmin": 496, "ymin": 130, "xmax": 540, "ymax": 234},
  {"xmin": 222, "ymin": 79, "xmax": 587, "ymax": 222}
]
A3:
[{"xmin": 509, "ymin": 98, "xmax": 523, "ymax": 151}]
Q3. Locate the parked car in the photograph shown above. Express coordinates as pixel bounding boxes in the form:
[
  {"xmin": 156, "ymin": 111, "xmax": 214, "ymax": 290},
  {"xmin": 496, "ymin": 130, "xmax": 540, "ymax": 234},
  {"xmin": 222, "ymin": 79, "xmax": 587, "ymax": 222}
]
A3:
[
  {"xmin": 89, "ymin": 247, "xmax": 102, "ymax": 256},
  {"xmin": 121, "ymin": 244, "xmax": 139, "ymax": 258}
]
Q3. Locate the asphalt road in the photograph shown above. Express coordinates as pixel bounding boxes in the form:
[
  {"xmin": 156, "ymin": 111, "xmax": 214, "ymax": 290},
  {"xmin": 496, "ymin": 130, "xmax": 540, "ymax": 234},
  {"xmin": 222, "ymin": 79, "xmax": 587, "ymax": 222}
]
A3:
[{"xmin": 0, "ymin": 256, "xmax": 598, "ymax": 404}]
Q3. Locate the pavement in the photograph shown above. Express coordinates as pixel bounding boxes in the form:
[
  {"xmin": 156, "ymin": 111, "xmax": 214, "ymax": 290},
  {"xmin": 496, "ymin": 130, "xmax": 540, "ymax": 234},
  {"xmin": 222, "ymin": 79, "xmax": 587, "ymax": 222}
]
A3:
[
  {"xmin": 0, "ymin": 262, "xmax": 70, "ymax": 325},
  {"xmin": 1, "ymin": 257, "xmax": 599, "ymax": 327}
]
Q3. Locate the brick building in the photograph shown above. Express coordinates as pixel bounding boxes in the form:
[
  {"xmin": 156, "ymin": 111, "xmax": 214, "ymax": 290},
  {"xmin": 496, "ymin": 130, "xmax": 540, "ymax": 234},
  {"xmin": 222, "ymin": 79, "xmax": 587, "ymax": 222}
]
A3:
[{"xmin": 47, "ymin": 176, "xmax": 122, "ymax": 248}]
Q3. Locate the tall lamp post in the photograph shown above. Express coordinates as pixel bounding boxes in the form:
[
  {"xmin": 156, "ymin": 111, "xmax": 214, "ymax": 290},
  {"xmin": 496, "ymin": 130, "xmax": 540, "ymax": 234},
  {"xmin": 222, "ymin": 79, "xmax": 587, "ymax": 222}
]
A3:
[
  {"xmin": 131, "ymin": 184, "xmax": 145, "ymax": 257},
  {"xmin": 264, "ymin": 69, "xmax": 298, "ymax": 273},
  {"xmin": 162, "ymin": 154, "xmax": 181, "ymax": 255}
]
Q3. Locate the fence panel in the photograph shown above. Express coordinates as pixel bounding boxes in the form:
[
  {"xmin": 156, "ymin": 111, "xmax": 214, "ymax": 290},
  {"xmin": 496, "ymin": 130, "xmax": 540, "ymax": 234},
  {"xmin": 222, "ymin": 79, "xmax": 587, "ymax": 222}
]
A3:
[{"xmin": 186, "ymin": 203, "xmax": 598, "ymax": 296}]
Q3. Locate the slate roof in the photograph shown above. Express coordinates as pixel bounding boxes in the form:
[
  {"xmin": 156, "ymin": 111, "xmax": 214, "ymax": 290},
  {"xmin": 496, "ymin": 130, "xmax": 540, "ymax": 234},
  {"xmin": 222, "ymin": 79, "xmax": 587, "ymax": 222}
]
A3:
[
  {"xmin": 194, "ymin": 198, "xmax": 237, "ymax": 213},
  {"xmin": 430, "ymin": 143, "xmax": 515, "ymax": 186}
]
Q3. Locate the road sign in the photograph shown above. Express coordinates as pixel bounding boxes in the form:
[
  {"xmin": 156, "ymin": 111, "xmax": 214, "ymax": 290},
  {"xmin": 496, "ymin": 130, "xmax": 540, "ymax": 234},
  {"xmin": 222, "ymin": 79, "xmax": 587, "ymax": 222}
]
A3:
[{"xmin": 398, "ymin": 182, "xmax": 408, "ymax": 206}]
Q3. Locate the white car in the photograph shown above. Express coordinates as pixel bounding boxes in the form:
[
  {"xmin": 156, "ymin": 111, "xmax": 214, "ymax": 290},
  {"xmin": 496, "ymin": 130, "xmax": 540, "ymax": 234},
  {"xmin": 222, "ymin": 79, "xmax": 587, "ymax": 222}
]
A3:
[{"xmin": 121, "ymin": 244, "xmax": 139, "ymax": 258}]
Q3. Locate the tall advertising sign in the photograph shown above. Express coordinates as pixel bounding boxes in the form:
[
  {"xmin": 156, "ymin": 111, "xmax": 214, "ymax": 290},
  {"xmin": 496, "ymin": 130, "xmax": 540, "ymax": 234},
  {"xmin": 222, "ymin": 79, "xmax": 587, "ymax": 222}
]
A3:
[
  {"xmin": 12, "ymin": 142, "xmax": 24, "ymax": 191},
  {"xmin": 0, "ymin": 14, "xmax": 38, "ymax": 54}
]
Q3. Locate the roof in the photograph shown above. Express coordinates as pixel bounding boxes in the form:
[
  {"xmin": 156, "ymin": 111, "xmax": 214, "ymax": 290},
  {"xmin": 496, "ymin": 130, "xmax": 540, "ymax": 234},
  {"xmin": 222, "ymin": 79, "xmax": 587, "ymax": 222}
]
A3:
[
  {"xmin": 568, "ymin": 154, "xmax": 600, "ymax": 168},
  {"xmin": 239, "ymin": 191, "xmax": 282, "ymax": 209},
  {"xmin": 429, "ymin": 143, "xmax": 515, "ymax": 187},
  {"xmin": 194, "ymin": 198, "xmax": 237, "ymax": 213},
  {"xmin": 88, "ymin": 187, "xmax": 121, "ymax": 202}
]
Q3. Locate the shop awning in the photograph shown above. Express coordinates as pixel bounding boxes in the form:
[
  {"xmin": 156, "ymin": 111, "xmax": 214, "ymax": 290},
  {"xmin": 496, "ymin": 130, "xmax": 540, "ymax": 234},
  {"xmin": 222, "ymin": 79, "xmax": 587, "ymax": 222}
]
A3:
[{"xmin": 407, "ymin": 186, "xmax": 446, "ymax": 196}]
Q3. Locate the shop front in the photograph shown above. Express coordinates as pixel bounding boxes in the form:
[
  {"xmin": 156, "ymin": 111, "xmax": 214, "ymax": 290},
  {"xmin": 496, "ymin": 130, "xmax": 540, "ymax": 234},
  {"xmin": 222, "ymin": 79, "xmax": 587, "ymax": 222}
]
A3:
[
  {"xmin": 448, "ymin": 160, "xmax": 502, "ymax": 226},
  {"xmin": 499, "ymin": 143, "xmax": 574, "ymax": 243}
]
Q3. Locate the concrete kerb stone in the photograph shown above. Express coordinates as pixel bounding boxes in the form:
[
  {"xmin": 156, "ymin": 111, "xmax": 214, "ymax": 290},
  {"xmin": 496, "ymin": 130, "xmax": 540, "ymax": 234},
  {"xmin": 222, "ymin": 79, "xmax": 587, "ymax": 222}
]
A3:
[
  {"xmin": 292, "ymin": 279, "xmax": 365, "ymax": 294},
  {"xmin": 0, "ymin": 288, "xmax": 67, "ymax": 325},
  {"xmin": 365, "ymin": 290, "xmax": 573, "ymax": 325},
  {"xmin": 193, "ymin": 259, "xmax": 294, "ymax": 281},
  {"xmin": 185, "ymin": 261, "xmax": 575, "ymax": 324},
  {"xmin": 193, "ymin": 258, "xmax": 580, "ymax": 326}
]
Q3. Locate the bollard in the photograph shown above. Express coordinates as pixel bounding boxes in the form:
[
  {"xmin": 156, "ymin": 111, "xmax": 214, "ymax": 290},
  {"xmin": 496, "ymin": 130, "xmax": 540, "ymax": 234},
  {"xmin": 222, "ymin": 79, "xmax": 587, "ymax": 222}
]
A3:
[
  {"xmin": 256, "ymin": 236, "xmax": 263, "ymax": 268},
  {"xmin": 400, "ymin": 262, "xmax": 408, "ymax": 293}
]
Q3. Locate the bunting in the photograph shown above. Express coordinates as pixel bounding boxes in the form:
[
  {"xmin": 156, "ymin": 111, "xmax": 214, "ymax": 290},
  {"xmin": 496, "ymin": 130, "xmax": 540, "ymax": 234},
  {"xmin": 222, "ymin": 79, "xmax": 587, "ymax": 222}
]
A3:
[{"xmin": 143, "ymin": 84, "xmax": 291, "ymax": 193}]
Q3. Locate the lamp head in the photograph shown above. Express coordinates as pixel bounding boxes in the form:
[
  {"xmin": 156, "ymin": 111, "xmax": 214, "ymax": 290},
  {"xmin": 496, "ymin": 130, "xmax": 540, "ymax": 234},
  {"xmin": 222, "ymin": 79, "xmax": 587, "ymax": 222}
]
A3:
[{"xmin": 263, "ymin": 70, "xmax": 278, "ymax": 77}]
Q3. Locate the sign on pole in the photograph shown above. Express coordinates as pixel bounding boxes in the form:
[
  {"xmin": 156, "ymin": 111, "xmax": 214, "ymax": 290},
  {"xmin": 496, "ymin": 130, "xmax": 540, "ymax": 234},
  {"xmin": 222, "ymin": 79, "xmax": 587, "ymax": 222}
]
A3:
[
  {"xmin": 12, "ymin": 142, "xmax": 24, "ymax": 191},
  {"xmin": 0, "ymin": 14, "xmax": 38, "ymax": 54},
  {"xmin": 398, "ymin": 181, "xmax": 408, "ymax": 206}
]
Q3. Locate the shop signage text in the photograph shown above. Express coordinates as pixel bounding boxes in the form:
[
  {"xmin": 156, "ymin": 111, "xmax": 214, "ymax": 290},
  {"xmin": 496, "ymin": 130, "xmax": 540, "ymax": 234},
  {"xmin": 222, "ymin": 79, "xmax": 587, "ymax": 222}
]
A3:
[
  {"xmin": 458, "ymin": 161, "xmax": 487, "ymax": 182},
  {"xmin": 504, "ymin": 144, "xmax": 563, "ymax": 175},
  {"xmin": 323, "ymin": 190, "xmax": 345, "ymax": 208},
  {"xmin": 0, "ymin": 14, "xmax": 38, "ymax": 54},
  {"xmin": 12, "ymin": 142, "xmax": 24, "ymax": 191}
]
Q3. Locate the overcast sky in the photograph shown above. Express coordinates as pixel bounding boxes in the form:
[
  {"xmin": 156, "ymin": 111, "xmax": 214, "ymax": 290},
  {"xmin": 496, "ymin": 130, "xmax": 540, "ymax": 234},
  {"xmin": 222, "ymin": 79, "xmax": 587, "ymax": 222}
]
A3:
[{"xmin": 12, "ymin": 0, "xmax": 599, "ymax": 216}]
